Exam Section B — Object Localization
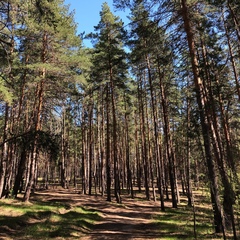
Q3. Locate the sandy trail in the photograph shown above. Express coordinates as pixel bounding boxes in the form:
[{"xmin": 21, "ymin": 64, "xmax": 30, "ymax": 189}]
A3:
[{"xmin": 33, "ymin": 189, "xmax": 163, "ymax": 240}]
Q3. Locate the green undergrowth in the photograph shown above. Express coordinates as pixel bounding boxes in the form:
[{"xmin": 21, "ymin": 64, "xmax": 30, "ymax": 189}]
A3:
[
  {"xmin": 154, "ymin": 201, "xmax": 232, "ymax": 240},
  {"xmin": 0, "ymin": 199, "xmax": 101, "ymax": 239}
]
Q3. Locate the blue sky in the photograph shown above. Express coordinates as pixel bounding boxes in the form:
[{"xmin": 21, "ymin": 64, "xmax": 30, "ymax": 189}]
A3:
[{"xmin": 64, "ymin": 0, "xmax": 129, "ymax": 47}]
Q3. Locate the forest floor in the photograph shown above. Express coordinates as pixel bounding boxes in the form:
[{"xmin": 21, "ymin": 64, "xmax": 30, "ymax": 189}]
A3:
[
  {"xmin": 0, "ymin": 187, "xmax": 230, "ymax": 239},
  {"xmin": 40, "ymin": 188, "xmax": 163, "ymax": 240}
]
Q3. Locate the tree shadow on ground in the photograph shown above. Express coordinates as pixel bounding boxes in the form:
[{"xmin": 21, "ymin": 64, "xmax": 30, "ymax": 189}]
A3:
[
  {"xmin": 0, "ymin": 189, "xmax": 227, "ymax": 240},
  {"xmin": 0, "ymin": 200, "xmax": 100, "ymax": 240}
]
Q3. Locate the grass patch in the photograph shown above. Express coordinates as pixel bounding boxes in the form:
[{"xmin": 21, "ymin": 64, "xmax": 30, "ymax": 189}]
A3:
[
  {"xmin": 154, "ymin": 197, "xmax": 233, "ymax": 240},
  {"xmin": 0, "ymin": 199, "xmax": 101, "ymax": 239},
  {"xmin": 154, "ymin": 206, "xmax": 216, "ymax": 239}
]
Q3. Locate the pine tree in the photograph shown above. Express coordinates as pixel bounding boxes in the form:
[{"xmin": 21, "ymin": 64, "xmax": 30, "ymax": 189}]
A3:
[
  {"xmin": 89, "ymin": 2, "xmax": 128, "ymax": 203},
  {"xmin": 128, "ymin": 0, "xmax": 182, "ymax": 208},
  {"xmin": 0, "ymin": 0, "xmax": 84, "ymax": 200}
]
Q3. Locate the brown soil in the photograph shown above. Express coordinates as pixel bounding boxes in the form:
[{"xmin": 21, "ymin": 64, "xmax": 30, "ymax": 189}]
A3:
[{"xmin": 31, "ymin": 189, "xmax": 165, "ymax": 240}]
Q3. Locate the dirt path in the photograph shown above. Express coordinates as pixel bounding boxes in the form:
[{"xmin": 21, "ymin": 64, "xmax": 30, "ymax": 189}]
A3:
[
  {"xmin": 82, "ymin": 197, "xmax": 161, "ymax": 240},
  {"xmin": 33, "ymin": 189, "xmax": 163, "ymax": 240}
]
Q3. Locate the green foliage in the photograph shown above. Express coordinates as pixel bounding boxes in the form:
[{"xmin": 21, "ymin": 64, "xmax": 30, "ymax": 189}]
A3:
[{"xmin": 90, "ymin": 2, "xmax": 128, "ymax": 87}]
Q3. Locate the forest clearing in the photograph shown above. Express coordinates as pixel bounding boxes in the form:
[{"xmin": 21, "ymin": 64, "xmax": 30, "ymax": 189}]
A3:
[{"xmin": 0, "ymin": 186, "xmax": 237, "ymax": 239}]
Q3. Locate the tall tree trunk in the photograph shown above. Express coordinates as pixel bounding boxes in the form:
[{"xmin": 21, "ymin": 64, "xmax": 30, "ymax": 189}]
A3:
[
  {"xmin": 88, "ymin": 99, "xmax": 93, "ymax": 195},
  {"xmin": 200, "ymin": 32, "xmax": 236, "ymax": 235},
  {"xmin": 180, "ymin": 0, "xmax": 225, "ymax": 234},
  {"xmin": 215, "ymin": 75, "xmax": 237, "ymax": 238},
  {"xmin": 186, "ymin": 83, "xmax": 193, "ymax": 207},
  {"xmin": 81, "ymin": 120, "xmax": 87, "ymax": 194},
  {"xmin": 138, "ymin": 78, "xmax": 150, "ymax": 200},
  {"xmin": 124, "ymin": 102, "xmax": 134, "ymax": 199},
  {"xmin": 0, "ymin": 104, "xmax": 9, "ymax": 198},
  {"xmin": 106, "ymin": 84, "xmax": 111, "ymax": 202},
  {"xmin": 158, "ymin": 68, "xmax": 177, "ymax": 208},
  {"xmin": 23, "ymin": 30, "xmax": 48, "ymax": 201},
  {"xmin": 145, "ymin": 55, "xmax": 164, "ymax": 207},
  {"xmin": 100, "ymin": 90, "xmax": 106, "ymax": 196},
  {"xmin": 110, "ymin": 79, "xmax": 121, "ymax": 203},
  {"xmin": 134, "ymin": 112, "xmax": 142, "ymax": 193},
  {"xmin": 0, "ymin": 34, "xmax": 14, "ymax": 198},
  {"xmin": 60, "ymin": 107, "xmax": 67, "ymax": 189}
]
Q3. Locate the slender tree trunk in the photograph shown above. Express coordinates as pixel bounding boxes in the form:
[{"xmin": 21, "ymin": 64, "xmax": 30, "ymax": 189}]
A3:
[
  {"xmin": 100, "ymin": 91, "xmax": 106, "ymax": 196},
  {"xmin": 124, "ymin": 102, "xmax": 134, "ymax": 199},
  {"xmin": 110, "ymin": 79, "xmax": 121, "ymax": 203},
  {"xmin": 156, "ymin": 131, "xmax": 165, "ymax": 211},
  {"xmin": 61, "ymin": 107, "xmax": 67, "ymax": 189},
  {"xmin": 186, "ymin": 85, "xmax": 193, "ymax": 207},
  {"xmin": 134, "ymin": 112, "xmax": 142, "ymax": 193},
  {"xmin": 0, "ymin": 104, "xmax": 9, "ymax": 198},
  {"xmin": 158, "ymin": 69, "xmax": 177, "ymax": 208},
  {"xmin": 81, "ymin": 122, "xmax": 86, "ymax": 194},
  {"xmin": 138, "ymin": 78, "xmax": 150, "ymax": 200},
  {"xmin": 106, "ymin": 85, "xmax": 111, "ymax": 202},
  {"xmin": 88, "ymin": 100, "xmax": 93, "ymax": 195},
  {"xmin": 145, "ymin": 55, "xmax": 164, "ymax": 207}
]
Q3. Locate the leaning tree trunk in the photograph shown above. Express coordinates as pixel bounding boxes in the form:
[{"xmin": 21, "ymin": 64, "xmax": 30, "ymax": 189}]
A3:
[
  {"xmin": 199, "ymin": 33, "xmax": 236, "ymax": 236},
  {"xmin": 180, "ymin": 0, "xmax": 225, "ymax": 234}
]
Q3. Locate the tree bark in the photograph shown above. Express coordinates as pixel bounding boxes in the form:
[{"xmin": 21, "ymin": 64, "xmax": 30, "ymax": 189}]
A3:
[
  {"xmin": 158, "ymin": 70, "xmax": 177, "ymax": 208},
  {"xmin": 138, "ymin": 77, "xmax": 150, "ymax": 200},
  {"xmin": 0, "ymin": 104, "xmax": 9, "ymax": 198},
  {"xmin": 180, "ymin": 0, "xmax": 225, "ymax": 233},
  {"xmin": 23, "ymin": 32, "xmax": 47, "ymax": 202},
  {"xmin": 106, "ymin": 84, "xmax": 111, "ymax": 202}
]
